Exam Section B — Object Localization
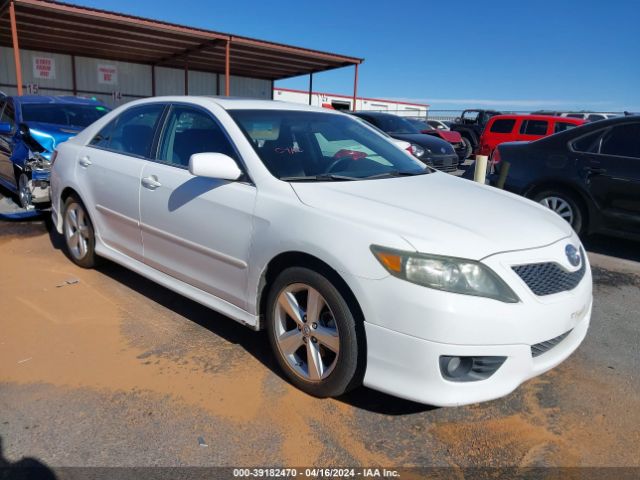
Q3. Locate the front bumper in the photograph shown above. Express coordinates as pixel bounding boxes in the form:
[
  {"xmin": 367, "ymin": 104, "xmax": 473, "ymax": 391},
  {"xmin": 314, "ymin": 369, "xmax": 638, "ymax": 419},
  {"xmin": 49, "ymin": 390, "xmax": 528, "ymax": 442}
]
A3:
[
  {"xmin": 347, "ymin": 235, "xmax": 592, "ymax": 406},
  {"xmin": 363, "ymin": 309, "xmax": 589, "ymax": 406}
]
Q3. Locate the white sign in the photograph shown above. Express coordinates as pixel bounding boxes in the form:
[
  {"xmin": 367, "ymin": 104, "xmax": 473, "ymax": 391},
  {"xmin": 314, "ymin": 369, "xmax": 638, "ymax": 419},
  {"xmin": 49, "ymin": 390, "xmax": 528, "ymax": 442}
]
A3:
[
  {"xmin": 97, "ymin": 64, "xmax": 118, "ymax": 85},
  {"xmin": 33, "ymin": 56, "xmax": 55, "ymax": 80}
]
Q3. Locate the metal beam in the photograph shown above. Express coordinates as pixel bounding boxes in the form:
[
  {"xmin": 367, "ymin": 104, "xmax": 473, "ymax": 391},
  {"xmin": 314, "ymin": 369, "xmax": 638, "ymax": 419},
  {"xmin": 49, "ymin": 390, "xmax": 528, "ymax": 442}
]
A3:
[
  {"xmin": 308, "ymin": 73, "xmax": 313, "ymax": 105},
  {"xmin": 352, "ymin": 63, "xmax": 359, "ymax": 111},
  {"xmin": 225, "ymin": 39, "xmax": 230, "ymax": 96},
  {"xmin": 71, "ymin": 54, "xmax": 77, "ymax": 95},
  {"xmin": 9, "ymin": 0, "xmax": 22, "ymax": 95}
]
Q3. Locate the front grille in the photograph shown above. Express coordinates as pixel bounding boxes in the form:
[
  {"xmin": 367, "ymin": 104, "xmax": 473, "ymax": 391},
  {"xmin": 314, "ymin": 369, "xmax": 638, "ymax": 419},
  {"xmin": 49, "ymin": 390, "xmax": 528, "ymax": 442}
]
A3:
[
  {"xmin": 531, "ymin": 330, "xmax": 572, "ymax": 357},
  {"xmin": 512, "ymin": 250, "xmax": 586, "ymax": 296},
  {"xmin": 430, "ymin": 155, "xmax": 459, "ymax": 173}
]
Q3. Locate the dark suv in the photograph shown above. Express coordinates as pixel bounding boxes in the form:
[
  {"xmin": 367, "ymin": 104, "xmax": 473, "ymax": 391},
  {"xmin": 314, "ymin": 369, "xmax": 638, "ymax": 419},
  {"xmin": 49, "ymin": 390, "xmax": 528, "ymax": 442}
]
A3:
[
  {"xmin": 492, "ymin": 116, "xmax": 640, "ymax": 239},
  {"xmin": 449, "ymin": 109, "xmax": 502, "ymax": 158}
]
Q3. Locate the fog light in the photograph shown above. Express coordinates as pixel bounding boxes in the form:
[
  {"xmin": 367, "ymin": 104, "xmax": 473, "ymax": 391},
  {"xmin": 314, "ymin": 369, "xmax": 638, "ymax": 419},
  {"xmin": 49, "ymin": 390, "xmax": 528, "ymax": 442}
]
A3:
[
  {"xmin": 442, "ymin": 356, "xmax": 472, "ymax": 378},
  {"xmin": 439, "ymin": 355, "xmax": 506, "ymax": 382}
]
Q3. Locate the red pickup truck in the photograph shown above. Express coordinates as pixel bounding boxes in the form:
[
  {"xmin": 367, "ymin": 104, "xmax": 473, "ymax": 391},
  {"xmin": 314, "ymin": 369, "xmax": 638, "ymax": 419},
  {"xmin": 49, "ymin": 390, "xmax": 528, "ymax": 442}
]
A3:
[{"xmin": 478, "ymin": 114, "xmax": 585, "ymax": 157}]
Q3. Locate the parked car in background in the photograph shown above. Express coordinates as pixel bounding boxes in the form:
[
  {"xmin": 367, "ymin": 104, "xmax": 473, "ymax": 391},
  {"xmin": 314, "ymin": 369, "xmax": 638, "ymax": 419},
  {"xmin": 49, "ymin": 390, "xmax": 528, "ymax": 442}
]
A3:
[
  {"xmin": 427, "ymin": 119, "xmax": 450, "ymax": 130},
  {"xmin": 0, "ymin": 95, "xmax": 110, "ymax": 209},
  {"xmin": 491, "ymin": 116, "xmax": 640, "ymax": 239},
  {"xmin": 351, "ymin": 111, "xmax": 459, "ymax": 172},
  {"xmin": 449, "ymin": 109, "xmax": 503, "ymax": 159},
  {"xmin": 405, "ymin": 118, "xmax": 467, "ymax": 161},
  {"xmin": 51, "ymin": 96, "xmax": 592, "ymax": 406},
  {"xmin": 478, "ymin": 114, "xmax": 585, "ymax": 157},
  {"xmin": 531, "ymin": 111, "xmax": 621, "ymax": 122}
]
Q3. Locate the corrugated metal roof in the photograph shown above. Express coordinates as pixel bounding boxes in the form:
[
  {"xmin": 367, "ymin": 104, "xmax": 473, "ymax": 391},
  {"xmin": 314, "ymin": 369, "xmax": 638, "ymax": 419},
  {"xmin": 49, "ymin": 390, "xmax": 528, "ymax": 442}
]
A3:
[{"xmin": 0, "ymin": 0, "xmax": 363, "ymax": 80}]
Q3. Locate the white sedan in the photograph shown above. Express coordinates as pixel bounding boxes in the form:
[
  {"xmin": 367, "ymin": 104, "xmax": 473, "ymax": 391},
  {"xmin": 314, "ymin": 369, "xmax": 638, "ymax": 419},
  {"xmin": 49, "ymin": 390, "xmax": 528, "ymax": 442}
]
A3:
[{"xmin": 50, "ymin": 97, "xmax": 592, "ymax": 406}]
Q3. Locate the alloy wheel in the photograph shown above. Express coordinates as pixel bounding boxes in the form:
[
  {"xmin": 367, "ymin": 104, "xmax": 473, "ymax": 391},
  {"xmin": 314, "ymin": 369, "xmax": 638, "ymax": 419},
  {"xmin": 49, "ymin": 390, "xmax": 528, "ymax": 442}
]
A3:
[
  {"xmin": 18, "ymin": 174, "xmax": 33, "ymax": 209},
  {"xmin": 274, "ymin": 283, "xmax": 340, "ymax": 382},
  {"xmin": 64, "ymin": 204, "xmax": 91, "ymax": 260},
  {"xmin": 539, "ymin": 196, "xmax": 574, "ymax": 225}
]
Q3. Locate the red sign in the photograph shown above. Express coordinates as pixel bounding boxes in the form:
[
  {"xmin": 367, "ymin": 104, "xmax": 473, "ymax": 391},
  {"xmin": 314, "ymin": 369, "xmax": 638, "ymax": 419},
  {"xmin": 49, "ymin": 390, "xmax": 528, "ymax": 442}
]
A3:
[{"xmin": 98, "ymin": 64, "xmax": 118, "ymax": 85}]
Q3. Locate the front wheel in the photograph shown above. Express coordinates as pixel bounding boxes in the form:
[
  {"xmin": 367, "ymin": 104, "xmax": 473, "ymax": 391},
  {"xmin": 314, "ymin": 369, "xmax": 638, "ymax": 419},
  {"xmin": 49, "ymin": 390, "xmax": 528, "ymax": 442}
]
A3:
[
  {"xmin": 17, "ymin": 172, "xmax": 34, "ymax": 209},
  {"xmin": 62, "ymin": 195, "xmax": 98, "ymax": 268},
  {"xmin": 461, "ymin": 137, "xmax": 473, "ymax": 159},
  {"xmin": 533, "ymin": 189, "xmax": 585, "ymax": 235},
  {"xmin": 266, "ymin": 267, "xmax": 363, "ymax": 398}
]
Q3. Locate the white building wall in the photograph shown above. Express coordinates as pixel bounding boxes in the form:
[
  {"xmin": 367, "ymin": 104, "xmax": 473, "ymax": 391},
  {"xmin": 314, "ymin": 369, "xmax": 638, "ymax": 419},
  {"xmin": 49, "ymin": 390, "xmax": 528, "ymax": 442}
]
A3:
[
  {"xmin": 273, "ymin": 88, "xmax": 429, "ymax": 116},
  {"xmin": 1, "ymin": 46, "xmax": 271, "ymax": 105}
]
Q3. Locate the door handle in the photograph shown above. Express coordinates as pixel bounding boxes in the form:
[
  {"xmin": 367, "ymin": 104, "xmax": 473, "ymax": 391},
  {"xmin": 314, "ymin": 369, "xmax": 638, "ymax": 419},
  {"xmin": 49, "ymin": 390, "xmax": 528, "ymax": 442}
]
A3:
[
  {"xmin": 141, "ymin": 175, "xmax": 162, "ymax": 190},
  {"xmin": 78, "ymin": 156, "xmax": 92, "ymax": 167},
  {"xmin": 587, "ymin": 167, "xmax": 607, "ymax": 175}
]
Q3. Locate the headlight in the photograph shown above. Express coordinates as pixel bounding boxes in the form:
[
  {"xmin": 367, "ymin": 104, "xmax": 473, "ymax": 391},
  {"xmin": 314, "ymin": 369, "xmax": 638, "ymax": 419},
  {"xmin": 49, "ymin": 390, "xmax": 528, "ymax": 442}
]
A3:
[
  {"xmin": 371, "ymin": 246, "xmax": 520, "ymax": 303},
  {"xmin": 410, "ymin": 144, "xmax": 425, "ymax": 157}
]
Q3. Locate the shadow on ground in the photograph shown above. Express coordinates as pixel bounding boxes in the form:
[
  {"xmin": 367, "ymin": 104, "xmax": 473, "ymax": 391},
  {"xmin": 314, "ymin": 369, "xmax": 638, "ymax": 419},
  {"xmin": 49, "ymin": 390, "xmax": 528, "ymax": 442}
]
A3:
[
  {"xmin": 584, "ymin": 234, "xmax": 640, "ymax": 263},
  {"xmin": 0, "ymin": 437, "xmax": 56, "ymax": 479}
]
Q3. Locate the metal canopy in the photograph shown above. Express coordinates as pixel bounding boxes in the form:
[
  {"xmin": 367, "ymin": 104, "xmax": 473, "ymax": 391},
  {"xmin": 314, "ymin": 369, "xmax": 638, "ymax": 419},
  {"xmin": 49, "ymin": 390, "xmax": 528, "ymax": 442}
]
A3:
[{"xmin": 0, "ymin": 0, "xmax": 363, "ymax": 83}]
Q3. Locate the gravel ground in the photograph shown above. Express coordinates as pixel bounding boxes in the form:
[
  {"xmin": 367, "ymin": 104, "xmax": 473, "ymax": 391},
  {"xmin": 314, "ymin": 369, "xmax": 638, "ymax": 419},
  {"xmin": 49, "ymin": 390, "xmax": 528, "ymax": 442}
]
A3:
[{"xmin": 0, "ymin": 217, "xmax": 638, "ymax": 475}]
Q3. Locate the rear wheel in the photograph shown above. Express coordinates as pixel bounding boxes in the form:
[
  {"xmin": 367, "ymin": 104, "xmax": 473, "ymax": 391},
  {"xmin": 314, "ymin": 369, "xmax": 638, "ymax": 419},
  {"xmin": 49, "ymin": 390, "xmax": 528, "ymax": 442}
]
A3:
[
  {"xmin": 62, "ymin": 195, "xmax": 98, "ymax": 268},
  {"xmin": 533, "ymin": 189, "xmax": 586, "ymax": 235},
  {"xmin": 266, "ymin": 267, "xmax": 362, "ymax": 398}
]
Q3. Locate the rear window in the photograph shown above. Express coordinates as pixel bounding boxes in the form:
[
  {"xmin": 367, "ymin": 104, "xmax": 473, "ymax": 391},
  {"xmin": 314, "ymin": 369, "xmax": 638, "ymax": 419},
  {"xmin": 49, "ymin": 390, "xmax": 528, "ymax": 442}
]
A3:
[
  {"xmin": 520, "ymin": 120, "xmax": 548, "ymax": 136},
  {"xmin": 489, "ymin": 119, "xmax": 516, "ymax": 133},
  {"xmin": 554, "ymin": 122, "xmax": 579, "ymax": 133}
]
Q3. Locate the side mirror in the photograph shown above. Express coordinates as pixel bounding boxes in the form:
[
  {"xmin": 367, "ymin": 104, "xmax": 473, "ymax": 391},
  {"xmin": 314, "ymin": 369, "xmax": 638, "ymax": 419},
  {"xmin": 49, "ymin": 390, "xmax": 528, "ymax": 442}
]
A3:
[
  {"xmin": 0, "ymin": 122, "xmax": 12, "ymax": 134},
  {"xmin": 188, "ymin": 152, "xmax": 242, "ymax": 181}
]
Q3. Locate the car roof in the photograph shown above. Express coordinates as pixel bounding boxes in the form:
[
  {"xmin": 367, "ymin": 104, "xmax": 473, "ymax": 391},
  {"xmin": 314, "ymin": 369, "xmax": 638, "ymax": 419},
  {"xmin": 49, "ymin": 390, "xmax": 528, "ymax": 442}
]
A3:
[
  {"xmin": 534, "ymin": 114, "xmax": 640, "ymax": 145},
  {"xmin": 116, "ymin": 95, "xmax": 345, "ymax": 114},
  {"xmin": 11, "ymin": 95, "xmax": 107, "ymax": 106},
  {"xmin": 488, "ymin": 114, "xmax": 584, "ymax": 123}
]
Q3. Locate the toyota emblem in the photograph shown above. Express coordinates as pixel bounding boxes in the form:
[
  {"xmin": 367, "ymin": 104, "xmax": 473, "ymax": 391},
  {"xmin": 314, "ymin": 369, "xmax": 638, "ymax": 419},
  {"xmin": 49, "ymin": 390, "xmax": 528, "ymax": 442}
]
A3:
[{"xmin": 565, "ymin": 245, "xmax": 581, "ymax": 267}]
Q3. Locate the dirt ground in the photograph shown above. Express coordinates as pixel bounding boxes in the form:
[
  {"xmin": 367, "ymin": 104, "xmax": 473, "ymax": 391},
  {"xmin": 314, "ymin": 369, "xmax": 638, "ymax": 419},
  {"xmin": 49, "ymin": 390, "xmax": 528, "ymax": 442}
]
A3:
[{"xmin": 1, "ymin": 218, "xmax": 639, "ymax": 472}]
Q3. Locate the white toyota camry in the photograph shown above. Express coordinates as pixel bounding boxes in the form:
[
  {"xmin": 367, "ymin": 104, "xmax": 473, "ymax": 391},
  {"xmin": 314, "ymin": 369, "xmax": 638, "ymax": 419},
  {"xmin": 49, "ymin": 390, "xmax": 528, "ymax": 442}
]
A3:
[{"xmin": 50, "ymin": 97, "xmax": 592, "ymax": 406}]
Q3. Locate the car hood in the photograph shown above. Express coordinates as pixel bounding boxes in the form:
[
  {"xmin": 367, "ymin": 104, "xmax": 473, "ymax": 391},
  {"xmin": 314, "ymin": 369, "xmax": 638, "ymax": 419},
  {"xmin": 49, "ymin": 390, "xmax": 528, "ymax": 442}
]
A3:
[
  {"xmin": 390, "ymin": 133, "xmax": 451, "ymax": 149},
  {"xmin": 290, "ymin": 173, "xmax": 572, "ymax": 260},
  {"xmin": 23, "ymin": 121, "xmax": 82, "ymax": 152},
  {"xmin": 428, "ymin": 130, "xmax": 462, "ymax": 143}
]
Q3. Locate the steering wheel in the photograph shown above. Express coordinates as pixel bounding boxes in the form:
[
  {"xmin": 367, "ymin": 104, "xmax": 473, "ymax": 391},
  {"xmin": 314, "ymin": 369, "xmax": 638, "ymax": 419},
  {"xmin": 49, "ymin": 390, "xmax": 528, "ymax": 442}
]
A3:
[{"xmin": 324, "ymin": 149, "xmax": 368, "ymax": 174}]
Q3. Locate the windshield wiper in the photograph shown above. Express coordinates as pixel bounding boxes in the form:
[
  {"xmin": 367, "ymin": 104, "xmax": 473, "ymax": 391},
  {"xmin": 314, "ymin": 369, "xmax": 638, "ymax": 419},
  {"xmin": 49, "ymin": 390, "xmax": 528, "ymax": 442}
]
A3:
[
  {"xmin": 280, "ymin": 174, "xmax": 360, "ymax": 182},
  {"xmin": 362, "ymin": 170, "xmax": 430, "ymax": 180}
]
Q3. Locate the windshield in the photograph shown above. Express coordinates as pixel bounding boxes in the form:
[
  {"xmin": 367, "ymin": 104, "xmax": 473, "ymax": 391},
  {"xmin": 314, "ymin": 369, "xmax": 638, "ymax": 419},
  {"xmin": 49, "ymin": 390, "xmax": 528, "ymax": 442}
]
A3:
[
  {"xmin": 406, "ymin": 118, "xmax": 429, "ymax": 131},
  {"xmin": 21, "ymin": 103, "xmax": 110, "ymax": 128},
  {"xmin": 229, "ymin": 110, "xmax": 428, "ymax": 181},
  {"xmin": 367, "ymin": 114, "xmax": 420, "ymax": 134}
]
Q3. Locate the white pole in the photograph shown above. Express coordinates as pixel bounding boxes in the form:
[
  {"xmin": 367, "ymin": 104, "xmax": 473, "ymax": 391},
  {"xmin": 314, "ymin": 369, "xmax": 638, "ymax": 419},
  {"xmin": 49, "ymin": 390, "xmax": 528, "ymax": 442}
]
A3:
[{"xmin": 474, "ymin": 155, "xmax": 488, "ymax": 183}]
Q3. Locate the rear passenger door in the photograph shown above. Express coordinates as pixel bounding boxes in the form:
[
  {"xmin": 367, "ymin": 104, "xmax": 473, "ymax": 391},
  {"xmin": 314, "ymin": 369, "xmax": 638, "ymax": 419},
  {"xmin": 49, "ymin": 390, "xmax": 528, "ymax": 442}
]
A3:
[
  {"xmin": 79, "ymin": 103, "xmax": 166, "ymax": 261},
  {"xmin": 139, "ymin": 104, "xmax": 256, "ymax": 310},
  {"xmin": 518, "ymin": 119, "xmax": 550, "ymax": 141}
]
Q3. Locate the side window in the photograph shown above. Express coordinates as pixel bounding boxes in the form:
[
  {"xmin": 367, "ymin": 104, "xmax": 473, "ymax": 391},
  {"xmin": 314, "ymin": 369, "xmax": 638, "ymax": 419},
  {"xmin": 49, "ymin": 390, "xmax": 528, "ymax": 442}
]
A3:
[
  {"xmin": 1, "ymin": 100, "xmax": 16, "ymax": 128},
  {"xmin": 104, "ymin": 104, "xmax": 164, "ymax": 157},
  {"xmin": 572, "ymin": 130, "xmax": 604, "ymax": 153},
  {"xmin": 157, "ymin": 106, "xmax": 236, "ymax": 168},
  {"xmin": 520, "ymin": 120, "xmax": 548, "ymax": 136},
  {"xmin": 600, "ymin": 124, "xmax": 640, "ymax": 158},
  {"xmin": 489, "ymin": 119, "xmax": 516, "ymax": 133},
  {"xmin": 90, "ymin": 119, "xmax": 116, "ymax": 148},
  {"xmin": 588, "ymin": 114, "xmax": 605, "ymax": 121},
  {"xmin": 554, "ymin": 122, "xmax": 578, "ymax": 133}
]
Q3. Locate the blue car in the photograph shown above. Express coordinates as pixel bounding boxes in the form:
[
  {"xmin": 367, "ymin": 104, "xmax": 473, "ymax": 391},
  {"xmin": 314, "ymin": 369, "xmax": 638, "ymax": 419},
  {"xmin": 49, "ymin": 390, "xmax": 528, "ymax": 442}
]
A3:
[{"xmin": 0, "ymin": 95, "xmax": 110, "ymax": 209}]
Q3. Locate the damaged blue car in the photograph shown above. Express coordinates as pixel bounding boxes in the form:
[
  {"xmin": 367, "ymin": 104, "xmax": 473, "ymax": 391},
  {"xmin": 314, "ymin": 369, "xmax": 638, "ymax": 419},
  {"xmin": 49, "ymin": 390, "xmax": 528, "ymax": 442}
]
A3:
[{"xmin": 0, "ymin": 94, "xmax": 110, "ymax": 209}]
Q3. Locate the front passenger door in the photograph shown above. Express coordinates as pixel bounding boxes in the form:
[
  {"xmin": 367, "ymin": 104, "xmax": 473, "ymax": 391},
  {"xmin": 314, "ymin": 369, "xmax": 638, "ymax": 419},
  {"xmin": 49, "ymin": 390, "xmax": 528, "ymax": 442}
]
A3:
[
  {"xmin": 577, "ymin": 123, "xmax": 640, "ymax": 234},
  {"xmin": 139, "ymin": 104, "xmax": 256, "ymax": 310}
]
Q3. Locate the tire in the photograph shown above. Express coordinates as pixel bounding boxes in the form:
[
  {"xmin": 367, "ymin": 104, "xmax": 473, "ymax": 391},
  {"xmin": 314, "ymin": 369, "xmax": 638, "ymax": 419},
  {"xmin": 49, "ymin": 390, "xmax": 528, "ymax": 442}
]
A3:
[
  {"xmin": 62, "ymin": 195, "xmax": 98, "ymax": 268},
  {"xmin": 266, "ymin": 267, "xmax": 363, "ymax": 398},
  {"xmin": 532, "ymin": 188, "xmax": 586, "ymax": 235},
  {"xmin": 16, "ymin": 172, "xmax": 34, "ymax": 209},
  {"xmin": 461, "ymin": 137, "xmax": 473, "ymax": 159}
]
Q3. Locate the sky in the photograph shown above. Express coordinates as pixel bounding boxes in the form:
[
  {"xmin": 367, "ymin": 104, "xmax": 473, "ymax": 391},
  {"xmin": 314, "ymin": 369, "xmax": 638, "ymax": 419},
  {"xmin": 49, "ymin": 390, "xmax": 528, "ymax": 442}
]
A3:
[{"xmin": 73, "ymin": 0, "xmax": 640, "ymax": 112}]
